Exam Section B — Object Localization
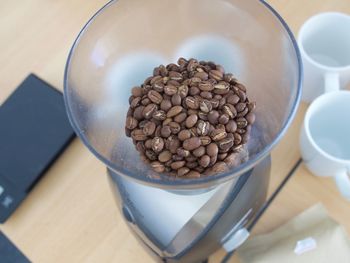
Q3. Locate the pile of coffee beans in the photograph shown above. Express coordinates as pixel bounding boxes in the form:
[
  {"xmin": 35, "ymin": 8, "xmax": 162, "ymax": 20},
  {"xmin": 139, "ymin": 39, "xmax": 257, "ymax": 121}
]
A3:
[{"xmin": 125, "ymin": 58, "xmax": 255, "ymax": 178}]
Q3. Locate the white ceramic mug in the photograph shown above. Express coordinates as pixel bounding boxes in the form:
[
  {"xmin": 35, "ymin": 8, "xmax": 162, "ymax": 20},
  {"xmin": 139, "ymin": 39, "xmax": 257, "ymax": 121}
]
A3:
[
  {"xmin": 298, "ymin": 12, "xmax": 350, "ymax": 102},
  {"xmin": 299, "ymin": 12, "xmax": 350, "ymax": 200}
]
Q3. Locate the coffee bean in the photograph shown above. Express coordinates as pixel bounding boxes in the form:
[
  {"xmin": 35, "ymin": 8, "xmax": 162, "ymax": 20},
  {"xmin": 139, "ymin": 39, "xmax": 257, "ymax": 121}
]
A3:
[
  {"xmin": 227, "ymin": 94, "xmax": 240, "ymax": 105},
  {"xmin": 210, "ymin": 129, "xmax": 227, "ymax": 141},
  {"xmin": 127, "ymin": 107, "xmax": 133, "ymax": 117},
  {"xmin": 213, "ymin": 82, "xmax": 229, "ymax": 94},
  {"xmin": 150, "ymin": 76, "xmax": 162, "ymax": 86},
  {"xmin": 146, "ymin": 150, "xmax": 157, "ymax": 161},
  {"xmin": 211, "ymin": 162, "xmax": 228, "ymax": 173},
  {"xmin": 171, "ymin": 161, "xmax": 186, "ymax": 170},
  {"xmin": 219, "ymin": 114, "xmax": 229, "ymax": 124},
  {"xmin": 185, "ymin": 114, "xmax": 198, "ymax": 128},
  {"xmin": 153, "ymin": 81, "xmax": 164, "ymax": 93},
  {"xmin": 172, "ymin": 154, "xmax": 184, "ymax": 161},
  {"xmin": 177, "ymin": 148, "xmax": 190, "ymax": 157},
  {"xmin": 178, "ymin": 167, "xmax": 190, "ymax": 176},
  {"xmin": 178, "ymin": 129, "xmax": 191, "ymax": 141},
  {"xmin": 183, "ymin": 137, "xmax": 201, "ymax": 151},
  {"xmin": 235, "ymin": 102, "xmax": 246, "ymax": 112},
  {"xmin": 178, "ymin": 57, "xmax": 188, "ymax": 67},
  {"xmin": 130, "ymin": 97, "xmax": 142, "ymax": 108},
  {"xmin": 138, "ymin": 120, "xmax": 148, "ymax": 128},
  {"xmin": 185, "ymin": 96, "xmax": 199, "ymax": 109},
  {"xmin": 143, "ymin": 121, "xmax": 156, "ymax": 136},
  {"xmin": 237, "ymin": 107, "xmax": 249, "ymax": 117},
  {"xmin": 199, "ymin": 100, "xmax": 212, "ymax": 113},
  {"xmin": 167, "ymin": 106, "xmax": 183, "ymax": 118},
  {"xmin": 152, "ymin": 110, "xmax": 166, "ymax": 121},
  {"xmin": 218, "ymin": 137, "xmax": 234, "ymax": 151},
  {"xmin": 189, "ymin": 86, "xmax": 200, "ymax": 96},
  {"xmin": 125, "ymin": 116, "xmax": 138, "ymax": 130},
  {"xmin": 147, "ymin": 90, "xmax": 163, "ymax": 104},
  {"xmin": 236, "ymin": 83, "xmax": 247, "ymax": 92},
  {"xmin": 200, "ymin": 136, "xmax": 211, "ymax": 146},
  {"xmin": 198, "ymin": 81, "xmax": 214, "ymax": 91},
  {"xmin": 187, "ymin": 59, "xmax": 198, "ymax": 72},
  {"xmin": 166, "ymin": 136, "xmax": 180, "ymax": 153},
  {"xmin": 161, "ymin": 126, "xmax": 171, "ymax": 137},
  {"xmin": 151, "ymin": 161, "xmax": 165, "ymax": 173},
  {"xmin": 164, "ymin": 85, "xmax": 177, "ymax": 96},
  {"xmin": 193, "ymin": 146, "xmax": 205, "ymax": 157},
  {"xmin": 222, "ymin": 104, "xmax": 237, "ymax": 119},
  {"xmin": 194, "ymin": 72, "xmax": 208, "ymax": 81},
  {"xmin": 209, "ymin": 155, "xmax": 217, "ymax": 166},
  {"xmin": 224, "ymin": 73, "xmax": 236, "ymax": 83},
  {"xmin": 209, "ymin": 70, "xmax": 223, "ymax": 81},
  {"xmin": 224, "ymin": 153, "xmax": 241, "ymax": 167},
  {"xmin": 178, "ymin": 85, "xmax": 189, "ymax": 98},
  {"xmin": 160, "ymin": 100, "xmax": 172, "ymax": 111},
  {"xmin": 132, "ymin": 87, "xmax": 143, "ymax": 97},
  {"xmin": 208, "ymin": 110, "xmax": 219, "ymax": 125},
  {"xmin": 187, "ymin": 170, "xmax": 201, "ymax": 178},
  {"xmin": 200, "ymin": 91, "xmax": 213, "ymax": 99},
  {"xmin": 131, "ymin": 129, "xmax": 148, "ymax": 141},
  {"xmin": 158, "ymin": 150, "xmax": 172, "ymax": 162},
  {"xmin": 199, "ymin": 155, "xmax": 210, "ymax": 168},
  {"xmin": 186, "ymin": 161, "xmax": 198, "ymax": 168},
  {"xmin": 233, "ymin": 133, "xmax": 242, "ymax": 145},
  {"xmin": 169, "ymin": 71, "xmax": 183, "ymax": 81},
  {"xmin": 169, "ymin": 122, "xmax": 181, "ymax": 134},
  {"xmin": 141, "ymin": 98, "xmax": 151, "ymax": 106},
  {"xmin": 218, "ymin": 153, "xmax": 228, "ymax": 161},
  {"xmin": 136, "ymin": 142, "xmax": 146, "ymax": 153},
  {"xmin": 187, "ymin": 109, "xmax": 198, "ymax": 115},
  {"xmin": 174, "ymin": 112, "xmax": 187, "ymax": 123},
  {"xmin": 247, "ymin": 101, "xmax": 256, "ymax": 112},
  {"xmin": 171, "ymin": 94, "xmax": 182, "ymax": 106},
  {"xmin": 237, "ymin": 89, "xmax": 247, "ymax": 102},
  {"xmin": 151, "ymin": 137, "xmax": 164, "ymax": 152},
  {"xmin": 142, "ymin": 104, "xmax": 158, "ymax": 119},
  {"xmin": 226, "ymin": 120, "xmax": 237, "ymax": 133},
  {"xmin": 236, "ymin": 128, "xmax": 245, "ymax": 134},
  {"xmin": 210, "ymin": 99, "xmax": 220, "ymax": 109},
  {"xmin": 197, "ymin": 120, "xmax": 210, "ymax": 136},
  {"xmin": 198, "ymin": 111, "xmax": 208, "ymax": 121},
  {"xmin": 145, "ymin": 139, "xmax": 152, "ymax": 149},
  {"xmin": 167, "ymin": 63, "xmax": 180, "ymax": 72},
  {"xmin": 163, "ymin": 118, "xmax": 172, "ymax": 126},
  {"xmin": 206, "ymin": 143, "xmax": 218, "ymax": 157},
  {"xmin": 246, "ymin": 112, "xmax": 255, "ymax": 124},
  {"xmin": 236, "ymin": 117, "xmax": 248, "ymax": 128}
]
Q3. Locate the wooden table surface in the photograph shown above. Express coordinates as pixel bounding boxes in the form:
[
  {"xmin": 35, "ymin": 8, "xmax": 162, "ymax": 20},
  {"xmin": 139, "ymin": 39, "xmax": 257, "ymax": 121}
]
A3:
[{"xmin": 1, "ymin": 1, "xmax": 350, "ymax": 262}]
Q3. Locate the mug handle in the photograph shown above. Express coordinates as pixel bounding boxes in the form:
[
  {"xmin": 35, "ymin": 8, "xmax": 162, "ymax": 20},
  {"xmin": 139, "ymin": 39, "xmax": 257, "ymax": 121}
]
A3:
[
  {"xmin": 324, "ymin": 72, "xmax": 340, "ymax": 93},
  {"xmin": 334, "ymin": 170, "xmax": 350, "ymax": 201}
]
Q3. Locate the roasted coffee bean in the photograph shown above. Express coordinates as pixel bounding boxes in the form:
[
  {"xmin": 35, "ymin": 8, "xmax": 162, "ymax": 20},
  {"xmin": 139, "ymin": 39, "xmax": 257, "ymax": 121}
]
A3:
[
  {"xmin": 174, "ymin": 112, "xmax": 187, "ymax": 123},
  {"xmin": 136, "ymin": 142, "xmax": 146, "ymax": 153},
  {"xmin": 145, "ymin": 139, "xmax": 153, "ymax": 149},
  {"xmin": 160, "ymin": 100, "xmax": 172, "ymax": 111},
  {"xmin": 127, "ymin": 107, "xmax": 133, "ymax": 117},
  {"xmin": 199, "ymin": 100, "xmax": 212, "ymax": 113},
  {"xmin": 187, "ymin": 170, "xmax": 201, "ymax": 178},
  {"xmin": 167, "ymin": 106, "xmax": 183, "ymax": 118},
  {"xmin": 132, "ymin": 87, "xmax": 143, "ymax": 97},
  {"xmin": 226, "ymin": 94, "xmax": 240, "ymax": 105},
  {"xmin": 155, "ymin": 126, "xmax": 162, "ymax": 137},
  {"xmin": 198, "ymin": 81, "xmax": 214, "ymax": 91},
  {"xmin": 236, "ymin": 117, "xmax": 248, "ymax": 128},
  {"xmin": 245, "ymin": 112, "xmax": 256, "ymax": 124},
  {"xmin": 169, "ymin": 122, "xmax": 181, "ymax": 134},
  {"xmin": 210, "ymin": 129, "xmax": 227, "ymax": 141},
  {"xmin": 218, "ymin": 137, "xmax": 234, "ymax": 151},
  {"xmin": 146, "ymin": 150, "xmax": 157, "ymax": 161},
  {"xmin": 138, "ymin": 120, "xmax": 148, "ymax": 128},
  {"xmin": 237, "ymin": 107, "xmax": 249, "ymax": 117},
  {"xmin": 171, "ymin": 94, "xmax": 182, "ymax": 106},
  {"xmin": 161, "ymin": 126, "xmax": 172, "ymax": 137},
  {"xmin": 172, "ymin": 155, "xmax": 184, "ymax": 161},
  {"xmin": 185, "ymin": 114, "xmax": 198, "ymax": 128},
  {"xmin": 222, "ymin": 104, "xmax": 237, "ymax": 119},
  {"xmin": 131, "ymin": 129, "xmax": 148, "ymax": 141},
  {"xmin": 208, "ymin": 110, "xmax": 219, "ymax": 125},
  {"xmin": 226, "ymin": 120, "xmax": 237, "ymax": 133},
  {"xmin": 163, "ymin": 118, "xmax": 172, "ymax": 126},
  {"xmin": 178, "ymin": 57, "xmax": 188, "ymax": 67},
  {"xmin": 200, "ymin": 91, "xmax": 213, "ymax": 99},
  {"xmin": 224, "ymin": 73, "xmax": 236, "ymax": 83},
  {"xmin": 199, "ymin": 155, "xmax": 210, "ymax": 168},
  {"xmin": 166, "ymin": 136, "xmax": 180, "ymax": 153},
  {"xmin": 209, "ymin": 70, "xmax": 223, "ymax": 81},
  {"xmin": 141, "ymin": 98, "xmax": 151, "ymax": 106},
  {"xmin": 150, "ymin": 76, "xmax": 162, "ymax": 86},
  {"xmin": 219, "ymin": 114, "xmax": 229, "ymax": 125},
  {"xmin": 247, "ymin": 101, "xmax": 256, "ymax": 112},
  {"xmin": 178, "ymin": 85, "xmax": 189, "ymax": 98},
  {"xmin": 233, "ymin": 133, "xmax": 242, "ymax": 145},
  {"xmin": 218, "ymin": 153, "xmax": 228, "ymax": 161},
  {"xmin": 147, "ymin": 90, "xmax": 163, "ymax": 104},
  {"xmin": 200, "ymin": 136, "xmax": 211, "ymax": 146},
  {"xmin": 167, "ymin": 63, "xmax": 180, "ymax": 72},
  {"xmin": 187, "ymin": 59, "xmax": 198, "ymax": 71},
  {"xmin": 198, "ymin": 111, "xmax": 208, "ymax": 121},
  {"xmin": 125, "ymin": 116, "xmax": 138, "ymax": 130},
  {"xmin": 152, "ymin": 110, "xmax": 166, "ymax": 120},
  {"xmin": 186, "ymin": 161, "xmax": 198, "ymax": 169},
  {"xmin": 143, "ymin": 121, "xmax": 156, "ymax": 136},
  {"xmin": 236, "ymin": 128, "xmax": 245, "ymax": 134},
  {"xmin": 237, "ymin": 89, "xmax": 247, "ymax": 102},
  {"xmin": 224, "ymin": 153, "xmax": 240, "ymax": 167},
  {"xmin": 206, "ymin": 143, "xmax": 218, "ymax": 157},
  {"xmin": 213, "ymin": 82, "xmax": 229, "ymax": 95},
  {"xmin": 193, "ymin": 146, "xmax": 205, "ymax": 157},
  {"xmin": 210, "ymin": 99, "xmax": 220, "ymax": 109},
  {"xmin": 189, "ymin": 86, "xmax": 200, "ymax": 96},
  {"xmin": 177, "ymin": 148, "xmax": 190, "ymax": 157},
  {"xmin": 194, "ymin": 71, "xmax": 208, "ymax": 81},
  {"xmin": 171, "ymin": 161, "xmax": 186, "ymax": 170},
  {"xmin": 164, "ymin": 85, "xmax": 177, "ymax": 96},
  {"xmin": 183, "ymin": 137, "xmax": 201, "ymax": 151},
  {"xmin": 178, "ymin": 129, "xmax": 191, "ymax": 141},
  {"xmin": 235, "ymin": 102, "xmax": 246, "ymax": 112},
  {"xmin": 151, "ymin": 161, "xmax": 165, "ymax": 173},
  {"xmin": 130, "ymin": 97, "xmax": 142, "ymax": 108},
  {"xmin": 142, "ymin": 104, "xmax": 158, "ymax": 119},
  {"xmin": 185, "ymin": 96, "xmax": 199, "ymax": 109},
  {"xmin": 178, "ymin": 167, "xmax": 190, "ymax": 176},
  {"xmin": 153, "ymin": 81, "xmax": 164, "ymax": 93},
  {"xmin": 197, "ymin": 120, "xmax": 210, "ymax": 136},
  {"xmin": 158, "ymin": 150, "xmax": 172, "ymax": 162},
  {"xmin": 151, "ymin": 137, "xmax": 164, "ymax": 152},
  {"xmin": 211, "ymin": 162, "xmax": 228, "ymax": 173}
]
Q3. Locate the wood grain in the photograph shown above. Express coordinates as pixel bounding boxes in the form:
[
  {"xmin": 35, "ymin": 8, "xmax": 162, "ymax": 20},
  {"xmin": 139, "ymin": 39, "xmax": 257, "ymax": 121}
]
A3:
[{"xmin": 0, "ymin": 1, "xmax": 349, "ymax": 262}]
